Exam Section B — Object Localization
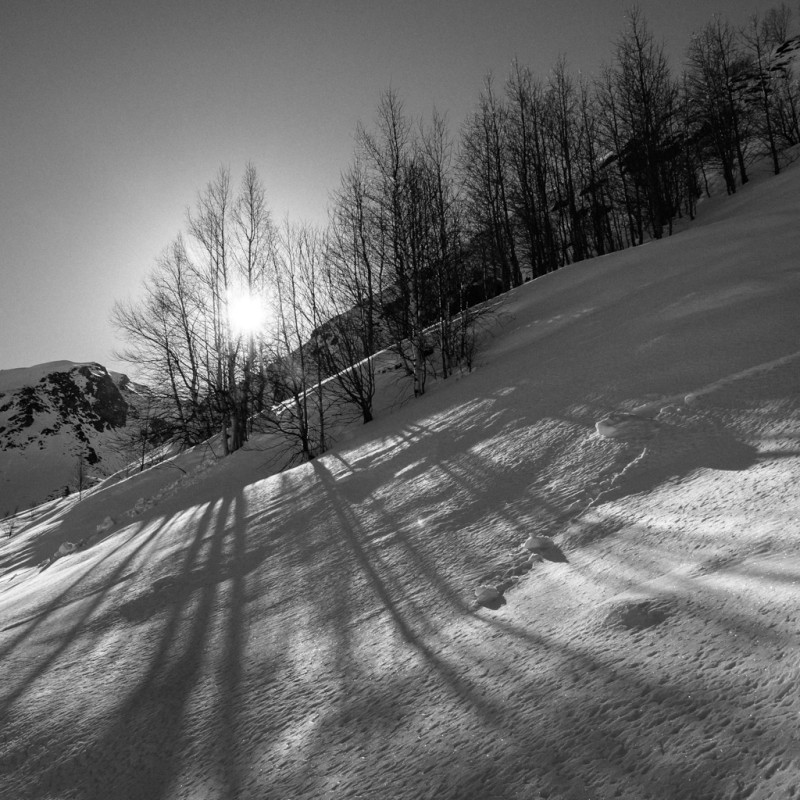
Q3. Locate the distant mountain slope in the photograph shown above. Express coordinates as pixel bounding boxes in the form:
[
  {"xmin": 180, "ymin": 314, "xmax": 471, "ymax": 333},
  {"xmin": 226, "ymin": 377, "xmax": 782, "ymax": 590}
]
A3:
[{"xmin": 0, "ymin": 361, "xmax": 147, "ymax": 514}]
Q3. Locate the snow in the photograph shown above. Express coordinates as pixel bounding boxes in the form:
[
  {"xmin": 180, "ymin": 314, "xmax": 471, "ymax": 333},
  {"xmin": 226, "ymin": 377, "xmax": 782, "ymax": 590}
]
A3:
[
  {"xmin": 1, "ymin": 155, "xmax": 800, "ymax": 799},
  {"xmin": 0, "ymin": 361, "xmax": 99, "ymax": 393}
]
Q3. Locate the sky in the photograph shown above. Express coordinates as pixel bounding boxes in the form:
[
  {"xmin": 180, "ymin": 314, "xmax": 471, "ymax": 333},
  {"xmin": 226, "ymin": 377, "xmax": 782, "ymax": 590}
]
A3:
[{"xmin": 0, "ymin": 0, "xmax": 789, "ymax": 374}]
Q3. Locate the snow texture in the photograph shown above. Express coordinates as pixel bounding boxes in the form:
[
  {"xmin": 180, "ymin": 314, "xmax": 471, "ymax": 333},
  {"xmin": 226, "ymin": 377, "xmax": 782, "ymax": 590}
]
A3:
[{"xmin": 1, "ymin": 153, "xmax": 800, "ymax": 799}]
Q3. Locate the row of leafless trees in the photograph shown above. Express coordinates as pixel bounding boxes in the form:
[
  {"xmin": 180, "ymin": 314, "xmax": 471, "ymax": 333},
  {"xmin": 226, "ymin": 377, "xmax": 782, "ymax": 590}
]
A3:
[
  {"xmin": 113, "ymin": 4, "xmax": 799, "ymax": 464},
  {"xmin": 113, "ymin": 95, "xmax": 487, "ymax": 464},
  {"xmin": 460, "ymin": 4, "xmax": 799, "ymax": 282}
]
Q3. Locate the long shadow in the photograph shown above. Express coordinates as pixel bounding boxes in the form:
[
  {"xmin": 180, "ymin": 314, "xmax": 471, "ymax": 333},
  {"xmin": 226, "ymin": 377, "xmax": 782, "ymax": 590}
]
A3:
[
  {"xmin": 11, "ymin": 499, "xmax": 222, "ymax": 799},
  {"xmin": 215, "ymin": 489, "xmax": 248, "ymax": 800},
  {"xmin": 292, "ymin": 467, "xmax": 790, "ymax": 799},
  {"xmin": 373, "ymin": 418, "xmax": 578, "ymax": 577},
  {"xmin": 2, "ymin": 346, "xmax": 794, "ymax": 799},
  {"xmin": 0, "ymin": 516, "xmax": 170, "ymax": 709},
  {"xmin": 2, "ymin": 481, "xmax": 262, "ymax": 800},
  {"xmin": 333, "ymin": 448, "xmax": 483, "ymax": 616},
  {"xmin": 311, "ymin": 459, "xmax": 504, "ymax": 724},
  {"xmin": 3, "ymin": 436, "xmax": 790, "ymax": 800}
]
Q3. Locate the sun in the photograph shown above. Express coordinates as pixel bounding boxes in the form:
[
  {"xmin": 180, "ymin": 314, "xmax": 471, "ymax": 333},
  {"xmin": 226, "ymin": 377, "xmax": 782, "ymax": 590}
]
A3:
[{"xmin": 227, "ymin": 289, "xmax": 269, "ymax": 338}]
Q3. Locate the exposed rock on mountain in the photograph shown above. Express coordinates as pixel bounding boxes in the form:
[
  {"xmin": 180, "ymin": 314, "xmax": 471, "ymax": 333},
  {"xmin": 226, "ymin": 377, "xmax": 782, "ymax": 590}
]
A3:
[{"xmin": 0, "ymin": 361, "xmax": 147, "ymax": 514}]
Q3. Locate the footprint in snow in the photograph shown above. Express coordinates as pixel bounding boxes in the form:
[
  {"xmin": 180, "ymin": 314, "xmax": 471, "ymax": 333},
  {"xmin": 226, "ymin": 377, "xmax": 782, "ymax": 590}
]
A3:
[
  {"xmin": 602, "ymin": 595, "xmax": 674, "ymax": 631},
  {"xmin": 473, "ymin": 536, "xmax": 569, "ymax": 610}
]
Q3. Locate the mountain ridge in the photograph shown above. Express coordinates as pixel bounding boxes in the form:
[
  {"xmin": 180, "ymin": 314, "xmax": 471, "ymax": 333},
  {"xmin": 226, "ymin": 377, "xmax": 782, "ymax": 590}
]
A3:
[{"xmin": 0, "ymin": 361, "xmax": 148, "ymax": 514}]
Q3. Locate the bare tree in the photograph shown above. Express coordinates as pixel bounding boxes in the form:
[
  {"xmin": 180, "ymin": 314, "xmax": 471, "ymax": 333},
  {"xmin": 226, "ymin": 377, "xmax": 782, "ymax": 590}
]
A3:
[
  {"xmin": 419, "ymin": 109, "xmax": 466, "ymax": 380},
  {"xmin": 324, "ymin": 159, "xmax": 384, "ymax": 422},
  {"xmin": 610, "ymin": 7, "xmax": 678, "ymax": 239},
  {"xmin": 114, "ymin": 165, "xmax": 275, "ymax": 455},
  {"xmin": 687, "ymin": 15, "xmax": 751, "ymax": 194},
  {"xmin": 547, "ymin": 57, "xmax": 589, "ymax": 263},
  {"xmin": 576, "ymin": 74, "xmax": 617, "ymax": 254},
  {"xmin": 263, "ymin": 219, "xmax": 330, "ymax": 463},
  {"xmin": 112, "ymin": 236, "xmax": 208, "ymax": 443},
  {"xmin": 596, "ymin": 63, "xmax": 645, "ymax": 247},
  {"xmin": 505, "ymin": 61, "xmax": 560, "ymax": 276},
  {"xmin": 760, "ymin": 5, "xmax": 800, "ymax": 147},
  {"xmin": 75, "ymin": 451, "xmax": 87, "ymax": 501},
  {"xmin": 228, "ymin": 164, "xmax": 275, "ymax": 447},
  {"xmin": 460, "ymin": 75, "xmax": 522, "ymax": 291},
  {"xmin": 108, "ymin": 389, "xmax": 171, "ymax": 475},
  {"xmin": 357, "ymin": 90, "xmax": 438, "ymax": 396}
]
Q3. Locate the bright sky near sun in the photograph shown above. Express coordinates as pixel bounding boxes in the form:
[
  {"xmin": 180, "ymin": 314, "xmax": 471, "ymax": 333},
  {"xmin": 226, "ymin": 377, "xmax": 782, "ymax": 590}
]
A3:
[{"xmin": 0, "ymin": 0, "xmax": 786, "ymax": 374}]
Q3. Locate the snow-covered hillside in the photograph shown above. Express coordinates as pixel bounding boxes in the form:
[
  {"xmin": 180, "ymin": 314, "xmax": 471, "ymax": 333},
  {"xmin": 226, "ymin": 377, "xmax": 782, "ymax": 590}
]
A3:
[
  {"xmin": 0, "ymin": 361, "xmax": 148, "ymax": 515},
  {"xmin": 1, "ymin": 153, "xmax": 799, "ymax": 800}
]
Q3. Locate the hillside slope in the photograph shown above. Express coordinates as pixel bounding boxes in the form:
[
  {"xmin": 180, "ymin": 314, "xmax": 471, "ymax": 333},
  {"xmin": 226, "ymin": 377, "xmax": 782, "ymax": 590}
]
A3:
[{"xmin": 1, "ymin": 156, "xmax": 799, "ymax": 800}]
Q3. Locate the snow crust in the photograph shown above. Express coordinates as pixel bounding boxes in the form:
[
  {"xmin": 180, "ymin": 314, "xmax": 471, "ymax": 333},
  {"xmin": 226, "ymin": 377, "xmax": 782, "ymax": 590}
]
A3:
[{"xmin": 1, "ymin": 155, "xmax": 800, "ymax": 799}]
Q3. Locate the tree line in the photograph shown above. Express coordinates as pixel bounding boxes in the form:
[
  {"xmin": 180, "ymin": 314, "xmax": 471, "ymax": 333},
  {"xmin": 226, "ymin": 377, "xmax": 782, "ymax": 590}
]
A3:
[{"xmin": 113, "ymin": 4, "xmax": 800, "ymax": 465}]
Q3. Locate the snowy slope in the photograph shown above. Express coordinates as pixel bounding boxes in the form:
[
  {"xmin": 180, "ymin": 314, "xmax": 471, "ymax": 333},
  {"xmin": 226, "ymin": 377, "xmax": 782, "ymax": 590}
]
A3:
[
  {"xmin": 1, "ymin": 154, "xmax": 799, "ymax": 800},
  {"xmin": 0, "ymin": 361, "xmax": 148, "ymax": 515}
]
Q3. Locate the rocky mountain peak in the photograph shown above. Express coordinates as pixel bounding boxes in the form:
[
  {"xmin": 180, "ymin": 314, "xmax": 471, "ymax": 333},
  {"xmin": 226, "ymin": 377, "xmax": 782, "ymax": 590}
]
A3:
[{"xmin": 0, "ymin": 361, "xmax": 147, "ymax": 514}]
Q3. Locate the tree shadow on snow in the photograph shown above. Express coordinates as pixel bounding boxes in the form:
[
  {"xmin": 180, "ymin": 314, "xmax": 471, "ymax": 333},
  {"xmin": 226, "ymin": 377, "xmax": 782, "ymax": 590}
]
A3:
[{"xmin": 1, "ymin": 484, "xmax": 262, "ymax": 800}]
